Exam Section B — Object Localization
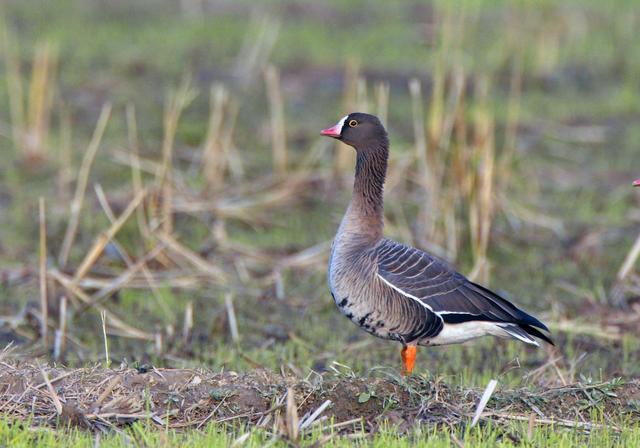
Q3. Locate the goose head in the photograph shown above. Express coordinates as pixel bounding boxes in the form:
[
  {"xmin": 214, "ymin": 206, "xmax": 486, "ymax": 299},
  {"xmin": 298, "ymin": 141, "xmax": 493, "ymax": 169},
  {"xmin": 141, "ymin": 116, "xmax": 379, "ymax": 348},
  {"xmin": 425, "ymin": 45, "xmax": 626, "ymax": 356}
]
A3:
[{"xmin": 320, "ymin": 113, "xmax": 388, "ymax": 150}]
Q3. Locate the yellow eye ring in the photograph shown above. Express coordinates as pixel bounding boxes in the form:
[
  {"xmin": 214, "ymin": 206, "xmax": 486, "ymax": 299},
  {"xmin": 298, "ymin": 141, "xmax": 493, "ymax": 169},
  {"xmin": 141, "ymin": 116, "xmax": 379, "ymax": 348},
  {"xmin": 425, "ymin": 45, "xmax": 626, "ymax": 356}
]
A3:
[{"xmin": 348, "ymin": 119, "xmax": 358, "ymax": 127}]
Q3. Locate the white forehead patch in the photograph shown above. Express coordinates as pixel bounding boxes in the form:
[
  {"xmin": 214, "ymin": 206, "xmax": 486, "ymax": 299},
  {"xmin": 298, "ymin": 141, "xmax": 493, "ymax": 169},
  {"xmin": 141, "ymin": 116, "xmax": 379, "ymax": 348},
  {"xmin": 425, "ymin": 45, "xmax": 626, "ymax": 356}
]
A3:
[{"xmin": 335, "ymin": 115, "xmax": 349, "ymax": 134}]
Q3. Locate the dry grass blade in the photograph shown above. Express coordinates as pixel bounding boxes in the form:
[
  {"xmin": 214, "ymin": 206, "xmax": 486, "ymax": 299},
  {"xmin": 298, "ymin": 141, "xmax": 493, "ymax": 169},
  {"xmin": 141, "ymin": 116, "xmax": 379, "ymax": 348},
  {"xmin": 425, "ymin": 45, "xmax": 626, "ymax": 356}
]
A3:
[
  {"xmin": 38, "ymin": 197, "xmax": 48, "ymax": 346},
  {"xmin": 409, "ymin": 78, "xmax": 427, "ymax": 168},
  {"xmin": 355, "ymin": 77, "xmax": 369, "ymax": 112},
  {"xmin": 49, "ymin": 269, "xmax": 154, "ymax": 340},
  {"xmin": 58, "ymin": 103, "xmax": 112, "ymax": 267},
  {"xmin": 25, "ymin": 42, "xmax": 57, "ymax": 163},
  {"xmin": 33, "ymin": 370, "xmax": 76, "ymax": 390},
  {"xmin": 427, "ymin": 58, "xmax": 445, "ymax": 158},
  {"xmin": 3, "ymin": 27, "xmax": 25, "ymax": 156},
  {"xmin": 93, "ymin": 183, "xmax": 172, "ymax": 320},
  {"xmin": 334, "ymin": 59, "xmax": 359, "ymax": 175},
  {"xmin": 157, "ymin": 233, "xmax": 226, "ymax": 282},
  {"xmin": 487, "ymin": 412, "xmax": 621, "ymax": 433},
  {"xmin": 409, "ymin": 77, "xmax": 437, "ymax": 245},
  {"xmin": 174, "ymin": 180, "xmax": 305, "ymax": 217},
  {"xmin": 264, "ymin": 64, "xmax": 287, "ymax": 176},
  {"xmin": 277, "ymin": 240, "xmax": 331, "ymax": 270},
  {"xmin": 468, "ymin": 78, "xmax": 495, "ymax": 283},
  {"xmin": 375, "ymin": 81, "xmax": 390, "ymax": 126},
  {"xmin": 93, "ymin": 376, "xmax": 122, "ymax": 410},
  {"xmin": 70, "ymin": 189, "xmax": 147, "ymax": 288},
  {"xmin": 157, "ymin": 77, "xmax": 196, "ymax": 235},
  {"xmin": 451, "ymin": 433, "xmax": 465, "ymax": 448},
  {"xmin": 202, "ymin": 84, "xmax": 229, "ymax": 191},
  {"xmin": 547, "ymin": 319, "xmax": 621, "ymax": 341},
  {"xmin": 220, "ymin": 99, "xmax": 242, "ymax": 180},
  {"xmin": 285, "ymin": 387, "xmax": 299, "ymax": 441},
  {"xmin": 126, "ymin": 103, "xmax": 151, "ymax": 242},
  {"xmin": 100, "ymin": 311, "xmax": 110, "ymax": 368},
  {"xmin": 233, "ymin": 15, "xmax": 280, "ymax": 88},
  {"xmin": 498, "ymin": 52, "xmax": 523, "ymax": 182},
  {"xmin": 57, "ymin": 106, "xmax": 73, "ymax": 196},
  {"xmin": 37, "ymin": 364, "xmax": 63, "ymax": 415},
  {"xmin": 60, "ymin": 272, "xmax": 204, "ymax": 291},
  {"xmin": 471, "ymin": 379, "xmax": 497, "ymax": 427},
  {"xmin": 94, "ymin": 184, "xmax": 131, "ymax": 260},
  {"xmin": 3, "ymin": 35, "xmax": 57, "ymax": 165},
  {"xmin": 73, "ymin": 244, "xmax": 166, "ymax": 317},
  {"xmin": 528, "ymin": 412, "xmax": 536, "ymax": 441}
]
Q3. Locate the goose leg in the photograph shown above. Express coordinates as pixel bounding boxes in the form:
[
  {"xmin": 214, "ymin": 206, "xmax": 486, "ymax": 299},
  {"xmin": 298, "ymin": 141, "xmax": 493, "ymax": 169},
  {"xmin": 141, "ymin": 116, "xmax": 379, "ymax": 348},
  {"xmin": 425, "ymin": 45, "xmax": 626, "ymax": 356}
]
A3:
[{"xmin": 401, "ymin": 345, "xmax": 417, "ymax": 375}]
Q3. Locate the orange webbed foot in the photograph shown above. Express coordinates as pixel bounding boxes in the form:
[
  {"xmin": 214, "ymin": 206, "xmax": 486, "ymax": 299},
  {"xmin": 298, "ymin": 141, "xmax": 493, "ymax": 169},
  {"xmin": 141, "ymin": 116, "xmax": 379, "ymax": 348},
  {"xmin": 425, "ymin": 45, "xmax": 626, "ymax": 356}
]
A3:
[{"xmin": 401, "ymin": 345, "xmax": 417, "ymax": 376}]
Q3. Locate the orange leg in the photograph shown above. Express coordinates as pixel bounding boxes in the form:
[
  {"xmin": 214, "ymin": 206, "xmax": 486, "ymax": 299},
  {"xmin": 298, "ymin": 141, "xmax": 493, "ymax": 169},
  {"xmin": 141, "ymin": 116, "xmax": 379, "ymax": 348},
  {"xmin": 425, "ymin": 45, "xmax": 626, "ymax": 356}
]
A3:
[{"xmin": 401, "ymin": 345, "xmax": 417, "ymax": 376}]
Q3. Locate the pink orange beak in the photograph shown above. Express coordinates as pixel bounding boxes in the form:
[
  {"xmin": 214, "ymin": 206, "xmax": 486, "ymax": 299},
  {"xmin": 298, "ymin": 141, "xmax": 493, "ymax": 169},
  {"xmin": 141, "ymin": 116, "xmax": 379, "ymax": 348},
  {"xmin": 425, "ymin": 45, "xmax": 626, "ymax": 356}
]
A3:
[
  {"xmin": 634, "ymin": 178, "xmax": 640, "ymax": 187},
  {"xmin": 320, "ymin": 123, "xmax": 342, "ymax": 138}
]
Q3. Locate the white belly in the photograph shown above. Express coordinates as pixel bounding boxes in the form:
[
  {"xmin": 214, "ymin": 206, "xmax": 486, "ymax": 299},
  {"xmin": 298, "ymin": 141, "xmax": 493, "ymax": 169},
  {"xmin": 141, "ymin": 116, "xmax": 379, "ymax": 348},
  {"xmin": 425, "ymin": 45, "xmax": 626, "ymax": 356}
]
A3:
[{"xmin": 427, "ymin": 321, "xmax": 509, "ymax": 346}]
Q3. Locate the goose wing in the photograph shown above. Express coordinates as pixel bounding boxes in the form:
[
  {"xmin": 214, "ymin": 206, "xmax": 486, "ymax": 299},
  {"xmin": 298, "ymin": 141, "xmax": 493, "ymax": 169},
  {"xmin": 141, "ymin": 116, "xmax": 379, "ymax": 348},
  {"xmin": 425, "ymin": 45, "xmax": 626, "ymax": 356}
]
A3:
[{"xmin": 375, "ymin": 239, "xmax": 552, "ymax": 344}]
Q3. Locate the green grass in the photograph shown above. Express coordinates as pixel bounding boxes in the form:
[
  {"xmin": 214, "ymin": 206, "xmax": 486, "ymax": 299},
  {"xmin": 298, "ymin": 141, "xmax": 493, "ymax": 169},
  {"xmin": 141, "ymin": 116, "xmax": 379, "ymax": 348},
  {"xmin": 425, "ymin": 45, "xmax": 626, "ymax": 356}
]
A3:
[{"xmin": 2, "ymin": 419, "xmax": 639, "ymax": 447}]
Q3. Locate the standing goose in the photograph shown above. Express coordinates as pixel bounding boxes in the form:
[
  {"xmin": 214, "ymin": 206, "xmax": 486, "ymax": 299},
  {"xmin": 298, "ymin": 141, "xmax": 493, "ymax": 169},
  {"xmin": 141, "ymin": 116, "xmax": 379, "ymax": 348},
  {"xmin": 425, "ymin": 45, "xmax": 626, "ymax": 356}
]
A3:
[{"xmin": 321, "ymin": 112, "xmax": 552, "ymax": 375}]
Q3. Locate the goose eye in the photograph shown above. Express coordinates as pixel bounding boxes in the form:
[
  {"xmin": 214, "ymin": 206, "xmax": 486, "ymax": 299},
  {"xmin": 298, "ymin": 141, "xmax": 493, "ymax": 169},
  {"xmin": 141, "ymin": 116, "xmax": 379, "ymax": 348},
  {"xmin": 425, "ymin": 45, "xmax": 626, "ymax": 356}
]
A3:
[{"xmin": 348, "ymin": 119, "xmax": 358, "ymax": 127}]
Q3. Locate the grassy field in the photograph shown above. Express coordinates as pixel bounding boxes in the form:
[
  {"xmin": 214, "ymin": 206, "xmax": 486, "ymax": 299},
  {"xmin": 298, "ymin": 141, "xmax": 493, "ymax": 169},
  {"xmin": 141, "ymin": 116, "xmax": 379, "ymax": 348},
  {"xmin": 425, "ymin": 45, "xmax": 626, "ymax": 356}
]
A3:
[{"xmin": 1, "ymin": 0, "xmax": 640, "ymax": 445}]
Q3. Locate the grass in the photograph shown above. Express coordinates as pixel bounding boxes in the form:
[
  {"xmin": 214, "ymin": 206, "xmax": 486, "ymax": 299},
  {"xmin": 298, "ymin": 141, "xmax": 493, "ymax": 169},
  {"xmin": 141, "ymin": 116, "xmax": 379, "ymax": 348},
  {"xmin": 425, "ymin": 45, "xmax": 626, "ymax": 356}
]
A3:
[
  {"xmin": 1, "ymin": 0, "xmax": 640, "ymax": 445},
  {"xmin": 2, "ymin": 419, "xmax": 640, "ymax": 447}
]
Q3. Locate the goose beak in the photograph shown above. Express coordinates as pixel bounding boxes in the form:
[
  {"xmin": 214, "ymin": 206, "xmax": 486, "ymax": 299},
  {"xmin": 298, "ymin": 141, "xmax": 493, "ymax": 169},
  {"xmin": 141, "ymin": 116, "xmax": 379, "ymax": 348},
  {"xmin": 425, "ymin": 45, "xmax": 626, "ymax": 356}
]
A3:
[
  {"xmin": 320, "ymin": 123, "xmax": 342, "ymax": 138},
  {"xmin": 634, "ymin": 178, "xmax": 640, "ymax": 187}
]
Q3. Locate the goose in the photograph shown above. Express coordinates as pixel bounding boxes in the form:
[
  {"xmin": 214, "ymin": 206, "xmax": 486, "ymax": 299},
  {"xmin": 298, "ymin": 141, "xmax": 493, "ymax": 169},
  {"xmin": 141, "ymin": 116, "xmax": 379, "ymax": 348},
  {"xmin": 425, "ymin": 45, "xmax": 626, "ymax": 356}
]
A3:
[{"xmin": 321, "ymin": 112, "xmax": 553, "ymax": 375}]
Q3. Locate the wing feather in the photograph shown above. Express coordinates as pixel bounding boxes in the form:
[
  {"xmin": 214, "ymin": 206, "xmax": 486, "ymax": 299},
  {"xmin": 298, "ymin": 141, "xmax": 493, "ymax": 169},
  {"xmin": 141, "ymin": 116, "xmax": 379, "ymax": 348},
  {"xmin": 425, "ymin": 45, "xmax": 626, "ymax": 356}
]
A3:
[{"xmin": 376, "ymin": 239, "xmax": 552, "ymax": 344}]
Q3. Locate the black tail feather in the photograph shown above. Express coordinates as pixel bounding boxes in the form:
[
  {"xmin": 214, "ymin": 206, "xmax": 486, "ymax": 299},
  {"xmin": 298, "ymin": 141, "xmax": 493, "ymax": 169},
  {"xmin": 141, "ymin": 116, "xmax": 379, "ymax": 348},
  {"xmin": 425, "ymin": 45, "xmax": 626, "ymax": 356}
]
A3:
[
  {"xmin": 520, "ymin": 324, "xmax": 554, "ymax": 346},
  {"xmin": 469, "ymin": 281, "xmax": 550, "ymax": 332}
]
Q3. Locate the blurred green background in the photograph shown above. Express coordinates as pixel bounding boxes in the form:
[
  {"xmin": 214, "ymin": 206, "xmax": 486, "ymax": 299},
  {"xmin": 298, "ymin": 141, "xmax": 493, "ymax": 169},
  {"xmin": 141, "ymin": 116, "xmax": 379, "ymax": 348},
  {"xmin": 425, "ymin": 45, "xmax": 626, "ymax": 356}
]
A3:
[{"xmin": 2, "ymin": 0, "xmax": 640, "ymax": 444}]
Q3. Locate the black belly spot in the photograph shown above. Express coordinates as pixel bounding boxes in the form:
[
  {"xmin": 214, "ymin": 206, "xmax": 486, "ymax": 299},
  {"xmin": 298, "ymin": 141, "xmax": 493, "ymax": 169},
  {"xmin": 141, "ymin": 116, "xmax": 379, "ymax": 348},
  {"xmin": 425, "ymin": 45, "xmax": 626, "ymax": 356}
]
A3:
[
  {"xmin": 358, "ymin": 312, "xmax": 372, "ymax": 327},
  {"xmin": 345, "ymin": 312, "xmax": 354, "ymax": 320},
  {"xmin": 338, "ymin": 297, "xmax": 349, "ymax": 307}
]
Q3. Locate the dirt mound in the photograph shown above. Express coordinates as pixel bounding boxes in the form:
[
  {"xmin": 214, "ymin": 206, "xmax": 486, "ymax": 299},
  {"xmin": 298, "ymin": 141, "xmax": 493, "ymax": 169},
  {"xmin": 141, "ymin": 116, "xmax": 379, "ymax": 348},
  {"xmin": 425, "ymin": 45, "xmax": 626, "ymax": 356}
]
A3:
[{"xmin": 0, "ymin": 364, "xmax": 638, "ymax": 435}]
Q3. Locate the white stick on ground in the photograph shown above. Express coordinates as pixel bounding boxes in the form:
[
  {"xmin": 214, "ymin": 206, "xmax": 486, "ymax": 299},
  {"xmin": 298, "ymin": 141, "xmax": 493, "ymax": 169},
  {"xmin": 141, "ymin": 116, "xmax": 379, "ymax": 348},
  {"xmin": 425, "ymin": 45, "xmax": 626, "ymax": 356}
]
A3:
[
  {"xmin": 471, "ymin": 379, "xmax": 498, "ymax": 427},
  {"xmin": 38, "ymin": 197, "xmax": 48, "ymax": 346},
  {"xmin": 299, "ymin": 399, "xmax": 332, "ymax": 430},
  {"xmin": 225, "ymin": 293, "xmax": 239, "ymax": 343},
  {"xmin": 53, "ymin": 296, "xmax": 67, "ymax": 361},
  {"xmin": 100, "ymin": 310, "xmax": 110, "ymax": 368}
]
